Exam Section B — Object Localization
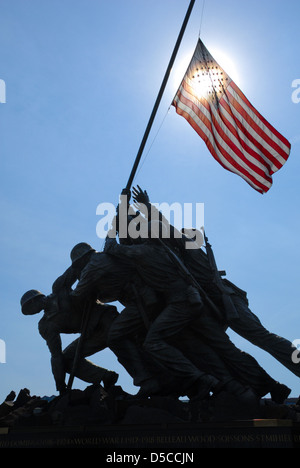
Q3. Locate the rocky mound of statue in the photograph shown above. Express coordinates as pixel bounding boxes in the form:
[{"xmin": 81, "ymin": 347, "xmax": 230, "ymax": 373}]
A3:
[{"xmin": 1, "ymin": 386, "xmax": 300, "ymax": 429}]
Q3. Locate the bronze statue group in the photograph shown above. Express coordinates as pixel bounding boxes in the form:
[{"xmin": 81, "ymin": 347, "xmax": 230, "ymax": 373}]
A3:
[{"xmin": 20, "ymin": 187, "xmax": 300, "ymax": 409}]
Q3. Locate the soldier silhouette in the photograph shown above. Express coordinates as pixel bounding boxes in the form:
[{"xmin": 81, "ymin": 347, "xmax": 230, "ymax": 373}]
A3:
[{"xmin": 20, "ymin": 252, "xmax": 119, "ymax": 395}]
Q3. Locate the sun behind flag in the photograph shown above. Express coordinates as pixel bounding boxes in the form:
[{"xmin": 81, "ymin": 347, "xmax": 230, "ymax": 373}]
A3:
[{"xmin": 172, "ymin": 39, "xmax": 291, "ymax": 193}]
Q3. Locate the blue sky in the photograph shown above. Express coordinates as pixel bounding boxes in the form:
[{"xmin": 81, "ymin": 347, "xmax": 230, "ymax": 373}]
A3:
[{"xmin": 0, "ymin": 0, "xmax": 299, "ymax": 402}]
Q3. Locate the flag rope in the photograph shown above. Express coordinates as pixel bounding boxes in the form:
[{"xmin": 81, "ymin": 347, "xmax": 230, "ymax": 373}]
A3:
[
  {"xmin": 198, "ymin": 0, "xmax": 206, "ymax": 38},
  {"xmin": 134, "ymin": 107, "xmax": 171, "ymax": 181}
]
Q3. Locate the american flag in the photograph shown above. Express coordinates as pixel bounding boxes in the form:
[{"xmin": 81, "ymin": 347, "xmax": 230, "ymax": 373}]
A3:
[{"xmin": 172, "ymin": 39, "xmax": 291, "ymax": 193}]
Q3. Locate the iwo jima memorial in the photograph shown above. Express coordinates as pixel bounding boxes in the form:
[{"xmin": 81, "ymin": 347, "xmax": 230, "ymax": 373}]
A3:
[{"xmin": 1, "ymin": 0, "xmax": 300, "ymax": 449}]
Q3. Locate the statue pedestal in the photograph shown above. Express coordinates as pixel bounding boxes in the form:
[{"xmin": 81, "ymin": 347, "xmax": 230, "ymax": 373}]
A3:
[
  {"xmin": 1, "ymin": 389, "xmax": 299, "ymax": 449},
  {"xmin": 1, "ymin": 419, "xmax": 300, "ymax": 449}
]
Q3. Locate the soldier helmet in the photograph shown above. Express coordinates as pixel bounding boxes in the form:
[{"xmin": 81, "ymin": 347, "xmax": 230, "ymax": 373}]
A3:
[
  {"xmin": 70, "ymin": 242, "xmax": 95, "ymax": 265},
  {"xmin": 20, "ymin": 290, "xmax": 45, "ymax": 315}
]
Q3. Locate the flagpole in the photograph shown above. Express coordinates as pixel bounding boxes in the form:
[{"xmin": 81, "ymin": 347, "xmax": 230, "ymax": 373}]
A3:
[{"xmin": 125, "ymin": 0, "xmax": 196, "ymax": 190}]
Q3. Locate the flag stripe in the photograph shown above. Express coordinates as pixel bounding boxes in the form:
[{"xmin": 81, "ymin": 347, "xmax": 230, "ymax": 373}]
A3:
[
  {"xmin": 174, "ymin": 100, "xmax": 269, "ymax": 192},
  {"xmin": 182, "ymin": 79, "xmax": 275, "ymax": 178},
  {"xmin": 218, "ymin": 96, "xmax": 282, "ymax": 175},
  {"xmin": 230, "ymin": 81, "xmax": 291, "ymax": 152},
  {"xmin": 174, "ymin": 90, "xmax": 271, "ymax": 192},
  {"xmin": 199, "ymin": 92, "xmax": 274, "ymax": 182},
  {"xmin": 172, "ymin": 39, "xmax": 291, "ymax": 193},
  {"xmin": 177, "ymin": 83, "xmax": 273, "ymax": 187},
  {"xmin": 218, "ymin": 99, "xmax": 275, "ymax": 177},
  {"xmin": 226, "ymin": 86, "xmax": 289, "ymax": 166}
]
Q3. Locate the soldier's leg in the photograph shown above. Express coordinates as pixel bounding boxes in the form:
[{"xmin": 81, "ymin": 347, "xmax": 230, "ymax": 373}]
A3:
[
  {"xmin": 229, "ymin": 294, "xmax": 300, "ymax": 378},
  {"xmin": 63, "ymin": 336, "xmax": 110, "ymax": 385},
  {"xmin": 194, "ymin": 311, "xmax": 289, "ymax": 400},
  {"xmin": 177, "ymin": 329, "xmax": 257, "ymax": 399},
  {"xmin": 144, "ymin": 302, "xmax": 221, "ymax": 396},
  {"xmin": 63, "ymin": 307, "xmax": 118, "ymax": 388},
  {"xmin": 107, "ymin": 303, "xmax": 157, "ymax": 386}
]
